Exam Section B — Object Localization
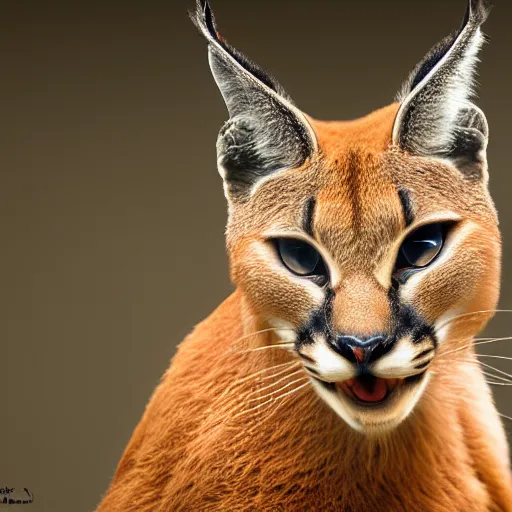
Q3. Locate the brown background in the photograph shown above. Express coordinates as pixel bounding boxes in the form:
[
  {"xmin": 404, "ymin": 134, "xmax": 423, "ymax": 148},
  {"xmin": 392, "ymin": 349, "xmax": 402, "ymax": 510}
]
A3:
[{"xmin": 1, "ymin": 1, "xmax": 511, "ymax": 511}]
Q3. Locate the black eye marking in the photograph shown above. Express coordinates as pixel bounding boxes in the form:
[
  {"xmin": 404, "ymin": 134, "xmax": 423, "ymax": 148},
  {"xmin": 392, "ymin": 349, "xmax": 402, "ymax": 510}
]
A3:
[
  {"xmin": 274, "ymin": 238, "xmax": 328, "ymax": 285},
  {"xmin": 398, "ymin": 188, "xmax": 414, "ymax": 227},
  {"xmin": 394, "ymin": 222, "xmax": 452, "ymax": 281},
  {"xmin": 303, "ymin": 197, "xmax": 316, "ymax": 237}
]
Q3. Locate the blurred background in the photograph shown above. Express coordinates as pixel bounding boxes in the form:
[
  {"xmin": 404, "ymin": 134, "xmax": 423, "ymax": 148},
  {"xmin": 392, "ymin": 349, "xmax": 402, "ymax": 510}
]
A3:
[{"xmin": 1, "ymin": 0, "xmax": 511, "ymax": 510}]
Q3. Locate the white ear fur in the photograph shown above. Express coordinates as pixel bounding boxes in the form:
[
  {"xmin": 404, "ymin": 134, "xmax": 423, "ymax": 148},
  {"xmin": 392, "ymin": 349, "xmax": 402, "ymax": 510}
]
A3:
[
  {"xmin": 191, "ymin": 0, "xmax": 317, "ymax": 200},
  {"xmin": 393, "ymin": 0, "xmax": 490, "ymax": 180}
]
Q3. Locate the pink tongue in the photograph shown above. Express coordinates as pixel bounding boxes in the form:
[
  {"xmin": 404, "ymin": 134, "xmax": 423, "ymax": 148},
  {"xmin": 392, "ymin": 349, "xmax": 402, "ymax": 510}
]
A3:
[{"xmin": 351, "ymin": 377, "xmax": 387, "ymax": 402}]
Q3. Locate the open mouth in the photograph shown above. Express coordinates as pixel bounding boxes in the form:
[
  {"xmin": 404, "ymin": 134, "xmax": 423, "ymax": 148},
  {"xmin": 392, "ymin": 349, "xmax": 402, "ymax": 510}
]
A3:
[
  {"xmin": 314, "ymin": 373, "xmax": 425, "ymax": 408},
  {"xmin": 337, "ymin": 375, "xmax": 402, "ymax": 405},
  {"xmin": 309, "ymin": 371, "xmax": 430, "ymax": 431}
]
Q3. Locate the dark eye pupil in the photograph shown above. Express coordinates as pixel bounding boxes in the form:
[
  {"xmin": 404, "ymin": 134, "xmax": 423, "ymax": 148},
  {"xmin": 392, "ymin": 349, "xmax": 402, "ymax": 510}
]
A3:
[
  {"xmin": 276, "ymin": 239, "xmax": 322, "ymax": 276},
  {"xmin": 399, "ymin": 223, "xmax": 444, "ymax": 269}
]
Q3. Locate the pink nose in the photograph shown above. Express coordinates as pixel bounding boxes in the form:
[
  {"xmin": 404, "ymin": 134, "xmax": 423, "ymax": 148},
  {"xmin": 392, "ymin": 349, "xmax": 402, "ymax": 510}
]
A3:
[{"xmin": 351, "ymin": 347, "xmax": 365, "ymax": 363}]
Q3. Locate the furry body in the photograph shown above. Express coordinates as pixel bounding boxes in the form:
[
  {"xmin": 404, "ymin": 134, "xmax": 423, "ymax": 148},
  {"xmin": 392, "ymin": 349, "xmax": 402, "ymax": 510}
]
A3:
[
  {"xmin": 98, "ymin": 1, "xmax": 512, "ymax": 509},
  {"xmin": 98, "ymin": 110, "xmax": 512, "ymax": 512},
  {"xmin": 99, "ymin": 292, "xmax": 511, "ymax": 511}
]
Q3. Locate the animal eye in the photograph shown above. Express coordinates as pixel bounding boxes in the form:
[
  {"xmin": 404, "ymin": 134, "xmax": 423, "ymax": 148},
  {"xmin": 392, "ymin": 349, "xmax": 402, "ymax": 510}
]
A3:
[
  {"xmin": 396, "ymin": 223, "xmax": 445, "ymax": 270},
  {"xmin": 275, "ymin": 238, "xmax": 327, "ymax": 279}
]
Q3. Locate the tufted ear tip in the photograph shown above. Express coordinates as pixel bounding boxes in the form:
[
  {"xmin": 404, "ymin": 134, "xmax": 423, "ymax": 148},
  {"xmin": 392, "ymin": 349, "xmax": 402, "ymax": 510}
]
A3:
[
  {"xmin": 190, "ymin": 0, "xmax": 219, "ymax": 44},
  {"xmin": 468, "ymin": 0, "xmax": 492, "ymax": 25},
  {"xmin": 393, "ymin": 0, "xmax": 491, "ymax": 181},
  {"xmin": 190, "ymin": 0, "xmax": 317, "ymax": 201}
]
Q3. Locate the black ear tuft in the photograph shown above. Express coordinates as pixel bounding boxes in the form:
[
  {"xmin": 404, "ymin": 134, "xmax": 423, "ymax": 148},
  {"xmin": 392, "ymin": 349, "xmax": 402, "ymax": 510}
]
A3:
[
  {"xmin": 200, "ymin": 0, "xmax": 217, "ymax": 38},
  {"xmin": 393, "ymin": 0, "xmax": 491, "ymax": 180},
  {"xmin": 190, "ymin": 0, "xmax": 316, "ymax": 201},
  {"xmin": 396, "ymin": 0, "xmax": 490, "ymax": 102},
  {"xmin": 405, "ymin": 32, "xmax": 460, "ymax": 93},
  {"xmin": 468, "ymin": 0, "xmax": 492, "ymax": 25},
  {"xmin": 190, "ymin": 0, "xmax": 291, "ymax": 100}
]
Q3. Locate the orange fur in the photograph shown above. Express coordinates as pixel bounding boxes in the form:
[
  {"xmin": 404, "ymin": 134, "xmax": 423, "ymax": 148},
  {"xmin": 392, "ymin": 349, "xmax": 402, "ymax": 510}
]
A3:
[{"xmin": 98, "ymin": 105, "xmax": 512, "ymax": 511}]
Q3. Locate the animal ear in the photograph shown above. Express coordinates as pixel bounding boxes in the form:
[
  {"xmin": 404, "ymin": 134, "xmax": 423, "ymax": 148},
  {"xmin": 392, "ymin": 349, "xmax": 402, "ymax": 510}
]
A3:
[
  {"xmin": 191, "ymin": 0, "xmax": 317, "ymax": 199},
  {"xmin": 393, "ymin": 0, "xmax": 490, "ymax": 180}
]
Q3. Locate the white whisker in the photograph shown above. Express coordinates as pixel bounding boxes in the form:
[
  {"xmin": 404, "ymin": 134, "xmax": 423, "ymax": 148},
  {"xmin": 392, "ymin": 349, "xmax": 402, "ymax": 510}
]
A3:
[
  {"xmin": 436, "ymin": 336, "xmax": 512, "ymax": 361},
  {"xmin": 485, "ymin": 380, "xmax": 512, "ymax": 386},
  {"xmin": 474, "ymin": 337, "xmax": 512, "ymax": 349},
  {"xmin": 265, "ymin": 381, "xmax": 311, "ymax": 410},
  {"xmin": 253, "ymin": 362, "xmax": 302, "ymax": 384},
  {"xmin": 435, "ymin": 310, "xmax": 512, "ymax": 333},
  {"xmin": 478, "ymin": 354, "xmax": 512, "ymax": 362},
  {"xmin": 246, "ymin": 369, "xmax": 303, "ymax": 397},
  {"xmin": 247, "ymin": 377, "xmax": 309, "ymax": 404},
  {"xmin": 232, "ymin": 379, "xmax": 309, "ymax": 419},
  {"xmin": 478, "ymin": 360, "xmax": 512, "ymax": 381},
  {"xmin": 436, "ymin": 345, "xmax": 470, "ymax": 359},
  {"xmin": 229, "ymin": 327, "xmax": 295, "ymax": 351},
  {"xmin": 244, "ymin": 343, "xmax": 295, "ymax": 353},
  {"xmin": 481, "ymin": 370, "xmax": 512, "ymax": 383},
  {"xmin": 499, "ymin": 412, "xmax": 512, "ymax": 422},
  {"xmin": 232, "ymin": 361, "xmax": 299, "ymax": 386}
]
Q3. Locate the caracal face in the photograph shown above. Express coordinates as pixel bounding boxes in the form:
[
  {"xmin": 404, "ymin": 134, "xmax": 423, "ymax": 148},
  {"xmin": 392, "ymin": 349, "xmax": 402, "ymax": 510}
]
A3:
[{"xmin": 193, "ymin": 0, "xmax": 500, "ymax": 433}]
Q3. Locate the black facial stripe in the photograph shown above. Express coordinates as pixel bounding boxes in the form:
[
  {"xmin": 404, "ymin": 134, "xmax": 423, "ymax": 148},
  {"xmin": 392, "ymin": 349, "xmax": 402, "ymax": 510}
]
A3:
[
  {"xmin": 296, "ymin": 283, "xmax": 436, "ymax": 370},
  {"xmin": 414, "ymin": 361, "xmax": 431, "ymax": 371},
  {"xmin": 387, "ymin": 285, "xmax": 401, "ymax": 320},
  {"xmin": 304, "ymin": 365, "xmax": 320, "ymax": 375},
  {"xmin": 298, "ymin": 353, "xmax": 316, "ymax": 364},
  {"xmin": 397, "ymin": 188, "xmax": 414, "ymax": 227},
  {"xmin": 387, "ymin": 288, "xmax": 437, "ymax": 354},
  {"xmin": 296, "ymin": 287, "xmax": 334, "ymax": 347},
  {"xmin": 413, "ymin": 348, "xmax": 435, "ymax": 361},
  {"xmin": 412, "ymin": 326, "xmax": 436, "ymax": 345},
  {"xmin": 396, "ymin": 305, "xmax": 436, "ymax": 346},
  {"xmin": 303, "ymin": 197, "xmax": 316, "ymax": 237}
]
